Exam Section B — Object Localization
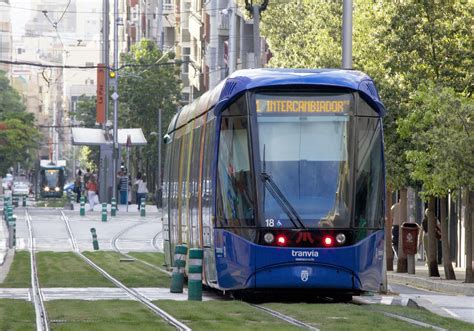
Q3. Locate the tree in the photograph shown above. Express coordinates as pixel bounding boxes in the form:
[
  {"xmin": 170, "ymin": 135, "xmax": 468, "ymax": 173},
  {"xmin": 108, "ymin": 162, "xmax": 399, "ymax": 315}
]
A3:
[
  {"xmin": 398, "ymin": 84, "xmax": 473, "ymax": 279},
  {"xmin": 74, "ymin": 95, "xmax": 100, "ymax": 169},
  {"xmin": 0, "ymin": 70, "xmax": 40, "ymax": 175},
  {"xmin": 119, "ymin": 39, "xmax": 181, "ymax": 190}
]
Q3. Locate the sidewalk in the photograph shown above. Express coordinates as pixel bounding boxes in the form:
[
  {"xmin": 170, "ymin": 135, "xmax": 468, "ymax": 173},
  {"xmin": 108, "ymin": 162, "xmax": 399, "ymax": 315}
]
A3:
[{"xmin": 387, "ymin": 262, "xmax": 474, "ymax": 296}]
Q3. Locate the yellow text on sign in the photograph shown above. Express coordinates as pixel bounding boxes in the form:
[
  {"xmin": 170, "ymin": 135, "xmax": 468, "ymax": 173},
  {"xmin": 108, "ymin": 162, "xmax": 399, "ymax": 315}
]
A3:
[{"xmin": 257, "ymin": 100, "xmax": 350, "ymax": 113}]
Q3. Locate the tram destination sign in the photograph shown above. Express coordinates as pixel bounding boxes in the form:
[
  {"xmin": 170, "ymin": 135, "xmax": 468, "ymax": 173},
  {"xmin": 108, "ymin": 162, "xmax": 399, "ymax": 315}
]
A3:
[{"xmin": 256, "ymin": 94, "xmax": 351, "ymax": 114}]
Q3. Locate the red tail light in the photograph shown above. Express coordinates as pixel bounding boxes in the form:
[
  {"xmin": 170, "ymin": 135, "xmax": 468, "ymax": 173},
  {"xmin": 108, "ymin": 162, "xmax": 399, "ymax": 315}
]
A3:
[
  {"xmin": 323, "ymin": 236, "xmax": 334, "ymax": 247},
  {"xmin": 276, "ymin": 234, "xmax": 287, "ymax": 246}
]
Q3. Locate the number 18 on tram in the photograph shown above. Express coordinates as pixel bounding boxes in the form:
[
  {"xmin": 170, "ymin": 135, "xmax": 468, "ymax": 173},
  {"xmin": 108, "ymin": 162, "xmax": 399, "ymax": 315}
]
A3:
[{"xmin": 163, "ymin": 69, "xmax": 386, "ymax": 297}]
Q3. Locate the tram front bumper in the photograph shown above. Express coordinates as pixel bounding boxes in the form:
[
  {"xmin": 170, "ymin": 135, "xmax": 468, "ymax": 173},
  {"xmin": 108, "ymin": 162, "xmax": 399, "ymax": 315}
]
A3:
[{"xmin": 254, "ymin": 262, "xmax": 358, "ymax": 290}]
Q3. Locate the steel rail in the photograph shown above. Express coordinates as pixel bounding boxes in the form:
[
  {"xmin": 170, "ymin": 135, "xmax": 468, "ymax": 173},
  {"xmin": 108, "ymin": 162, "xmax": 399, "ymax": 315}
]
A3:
[
  {"xmin": 151, "ymin": 229, "xmax": 162, "ymax": 251},
  {"xmin": 111, "ymin": 222, "xmax": 171, "ymax": 276},
  {"xmin": 59, "ymin": 211, "xmax": 189, "ymax": 330},
  {"xmin": 251, "ymin": 304, "xmax": 320, "ymax": 330},
  {"xmin": 25, "ymin": 209, "xmax": 50, "ymax": 331}
]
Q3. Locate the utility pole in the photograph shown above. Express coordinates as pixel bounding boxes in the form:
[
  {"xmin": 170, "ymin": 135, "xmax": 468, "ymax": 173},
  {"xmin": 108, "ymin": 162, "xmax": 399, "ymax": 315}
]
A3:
[
  {"xmin": 101, "ymin": 0, "xmax": 110, "ymax": 202},
  {"xmin": 111, "ymin": 0, "xmax": 119, "ymax": 201},
  {"xmin": 156, "ymin": 0, "xmax": 164, "ymax": 49},
  {"xmin": 228, "ymin": 1, "xmax": 237, "ymax": 74},
  {"xmin": 245, "ymin": 0, "xmax": 269, "ymax": 68},
  {"xmin": 157, "ymin": 107, "xmax": 162, "ymax": 207},
  {"xmin": 342, "ymin": 0, "xmax": 353, "ymax": 69}
]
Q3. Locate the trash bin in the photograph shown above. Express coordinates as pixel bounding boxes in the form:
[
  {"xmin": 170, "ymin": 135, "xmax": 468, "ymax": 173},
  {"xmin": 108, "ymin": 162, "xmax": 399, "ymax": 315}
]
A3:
[{"xmin": 401, "ymin": 222, "xmax": 419, "ymax": 255}]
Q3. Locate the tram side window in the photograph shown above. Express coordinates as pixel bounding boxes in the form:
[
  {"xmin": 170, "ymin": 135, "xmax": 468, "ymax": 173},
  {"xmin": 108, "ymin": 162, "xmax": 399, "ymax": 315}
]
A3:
[
  {"xmin": 222, "ymin": 95, "xmax": 247, "ymax": 116},
  {"xmin": 202, "ymin": 118, "xmax": 215, "ymax": 229},
  {"xmin": 216, "ymin": 116, "xmax": 255, "ymax": 227},
  {"xmin": 162, "ymin": 143, "xmax": 172, "ymax": 218},
  {"xmin": 355, "ymin": 117, "xmax": 384, "ymax": 228}
]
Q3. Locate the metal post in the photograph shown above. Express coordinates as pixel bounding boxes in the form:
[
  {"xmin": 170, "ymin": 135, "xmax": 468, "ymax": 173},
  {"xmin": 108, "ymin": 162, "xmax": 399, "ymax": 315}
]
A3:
[
  {"xmin": 342, "ymin": 0, "xmax": 353, "ymax": 69},
  {"xmin": 252, "ymin": 5, "xmax": 261, "ymax": 68},
  {"xmin": 156, "ymin": 108, "xmax": 162, "ymax": 198},
  {"xmin": 126, "ymin": 146, "xmax": 130, "ymax": 212},
  {"xmin": 156, "ymin": 0, "xmax": 164, "ymax": 50},
  {"xmin": 112, "ymin": 0, "xmax": 119, "ymax": 202},
  {"xmin": 229, "ymin": 3, "xmax": 237, "ymax": 74}
]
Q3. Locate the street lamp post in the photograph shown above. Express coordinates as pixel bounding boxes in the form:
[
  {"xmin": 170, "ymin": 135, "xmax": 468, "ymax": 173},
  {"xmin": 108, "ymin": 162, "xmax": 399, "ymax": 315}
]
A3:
[{"xmin": 150, "ymin": 107, "xmax": 163, "ymax": 208}]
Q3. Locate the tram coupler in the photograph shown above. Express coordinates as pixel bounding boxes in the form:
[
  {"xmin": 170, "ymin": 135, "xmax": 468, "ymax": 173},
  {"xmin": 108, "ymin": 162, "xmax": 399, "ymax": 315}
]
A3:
[
  {"xmin": 140, "ymin": 198, "xmax": 146, "ymax": 217},
  {"xmin": 170, "ymin": 244, "xmax": 187, "ymax": 293},
  {"xmin": 90, "ymin": 228, "xmax": 99, "ymax": 250},
  {"xmin": 101, "ymin": 203, "xmax": 107, "ymax": 222},
  {"xmin": 188, "ymin": 248, "xmax": 203, "ymax": 301}
]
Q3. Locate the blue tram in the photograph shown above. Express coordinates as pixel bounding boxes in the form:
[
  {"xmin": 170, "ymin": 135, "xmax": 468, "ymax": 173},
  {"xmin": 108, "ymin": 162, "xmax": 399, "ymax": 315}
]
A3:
[
  {"xmin": 162, "ymin": 69, "xmax": 386, "ymax": 297},
  {"xmin": 40, "ymin": 162, "xmax": 65, "ymax": 198}
]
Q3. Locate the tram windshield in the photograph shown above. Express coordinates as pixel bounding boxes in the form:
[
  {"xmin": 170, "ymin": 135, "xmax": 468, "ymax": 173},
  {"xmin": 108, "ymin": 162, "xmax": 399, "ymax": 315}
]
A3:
[
  {"xmin": 255, "ymin": 93, "xmax": 352, "ymax": 228},
  {"xmin": 44, "ymin": 169, "xmax": 60, "ymax": 187}
]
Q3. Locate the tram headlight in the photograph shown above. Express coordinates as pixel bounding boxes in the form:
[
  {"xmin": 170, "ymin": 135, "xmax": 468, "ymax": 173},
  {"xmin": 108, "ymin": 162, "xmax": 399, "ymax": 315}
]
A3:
[
  {"xmin": 263, "ymin": 232, "xmax": 275, "ymax": 244},
  {"xmin": 54, "ymin": 187, "xmax": 60, "ymax": 192},
  {"xmin": 44, "ymin": 187, "xmax": 50, "ymax": 192},
  {"xmin": 336, "ymin": 233, "xmax": 346, "ymax": 245}
]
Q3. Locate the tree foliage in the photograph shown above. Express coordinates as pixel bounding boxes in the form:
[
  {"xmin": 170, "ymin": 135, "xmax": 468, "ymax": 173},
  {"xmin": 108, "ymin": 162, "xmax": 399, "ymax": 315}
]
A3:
[
  {"xmin": 0, "ymin": 70, "xmax": 40, "ymax": 174},
  {"xmin": 118, "ymin": 40, "xmax": 181, "ymax": 187},
  {"xmin": 398, "ymin": 85, "xmax": 473, "ymax": 197},
  {"xmin": 74, "ymin": 95, "xmax": 100, "ymax": 169}
]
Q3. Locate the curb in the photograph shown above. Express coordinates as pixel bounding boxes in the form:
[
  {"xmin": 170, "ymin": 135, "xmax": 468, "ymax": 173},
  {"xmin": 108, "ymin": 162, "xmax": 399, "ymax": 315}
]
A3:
[
  {"xmin": 353, "ymin": 296, "xmax": 419, "ymax": 308},
  {"xmin": 388, "ymin": 273, "xmax": 474, "ymax": 296}
]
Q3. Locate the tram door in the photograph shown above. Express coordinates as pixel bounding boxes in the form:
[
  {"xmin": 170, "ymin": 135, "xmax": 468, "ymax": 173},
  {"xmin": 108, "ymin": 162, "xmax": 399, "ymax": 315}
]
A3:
[{"xmin": 202, "ymin": 118, "xmax": 217, "ymax": 285}]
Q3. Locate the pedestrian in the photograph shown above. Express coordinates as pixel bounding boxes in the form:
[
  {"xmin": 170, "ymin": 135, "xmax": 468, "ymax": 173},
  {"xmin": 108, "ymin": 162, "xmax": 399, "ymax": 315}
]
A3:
[
  {"xmin": 391, "ymin": 200, "xmax": 401, "ymax": 258},
  {"xmin": 86, "ymin": 175, "xmax": 99, "ymax": 211},
  {"xmin": 118, "ymin": 170, "xmax": 128, "ymax": 205},
  {"xmin": 83, "ymin": 168, "xmax": 91, "ymax": 197},
  {"xmin": 135, "ymin": 173, "xmax": 148, "ymax": 210},
  {"xmin": 74, "ymin": 170, "xmax": 82, "ymax": 203}
]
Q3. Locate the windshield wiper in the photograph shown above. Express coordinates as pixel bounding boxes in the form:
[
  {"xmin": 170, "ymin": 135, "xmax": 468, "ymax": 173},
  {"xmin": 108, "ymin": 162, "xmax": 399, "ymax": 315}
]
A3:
[{"xmin": 260, "ymin": 172, "xmax": 306, "ymax": 229}]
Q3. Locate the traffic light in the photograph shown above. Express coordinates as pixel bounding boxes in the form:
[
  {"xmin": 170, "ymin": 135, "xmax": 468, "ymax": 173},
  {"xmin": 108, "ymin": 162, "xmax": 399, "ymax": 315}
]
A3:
[{"xmin": 109, "ymin": 70, "xmax": 116, "ymax": 79}]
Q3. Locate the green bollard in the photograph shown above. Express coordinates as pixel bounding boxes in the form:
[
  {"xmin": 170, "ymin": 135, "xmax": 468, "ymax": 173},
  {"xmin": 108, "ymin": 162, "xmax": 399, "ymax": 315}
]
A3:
[
  {"xmin": 101, "ymin": 203, "xmax": 107, "ymax": 222},
  {"xmin": 80, "ymin": 196, "xmax": 85, "ymax": 216},
  {"xmin": 12, "ymin": 196, "xmax": 18, "ymax": 207},
  {"xmin": 90, "ymin": 228, "xmax": 99, "ymax": 250},
  {"xmin": 187, "ymin": 248, "xmax": 203, "ymax": 301},
  {"xmin": 111, "ymin": 198, "xmax": 117, "ymax": 216},
  {"xmin": 140, "ymin": 198, "xmax": 146, "ymax": 217},
  {"xmin": 170, "ymin": 245, "xmax": 188, "ymax": 293},
  {"xmin": 69, "ymin": 191, "xmax": 75, "ymax": 210},
  {"xmin": 22, "ymin": 195, "xmax": 26, "ymax": 207}
]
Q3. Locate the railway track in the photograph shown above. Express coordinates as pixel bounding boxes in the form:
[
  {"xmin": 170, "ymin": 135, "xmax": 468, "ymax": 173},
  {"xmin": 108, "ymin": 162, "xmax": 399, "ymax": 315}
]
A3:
[
  {"xmin": 251, "ymin": 304, "xmax": 320, "ymax": 330},
  {"xmin": 58, "ymin": 210, "xmax": 190, "ymax": 331},
  {"xmin": 25, "ymin": 209, "xmax": 50, "ymax": 331},
  {"xmin": 110, "ymin": 222, "xmax": 171, "ymax": 276}
]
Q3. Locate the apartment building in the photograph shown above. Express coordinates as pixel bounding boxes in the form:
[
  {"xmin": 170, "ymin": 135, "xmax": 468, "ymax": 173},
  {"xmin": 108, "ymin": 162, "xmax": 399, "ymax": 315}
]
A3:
[{"xmin": 0, "ymin": 0, "xmax": 12, "ymax": 76}]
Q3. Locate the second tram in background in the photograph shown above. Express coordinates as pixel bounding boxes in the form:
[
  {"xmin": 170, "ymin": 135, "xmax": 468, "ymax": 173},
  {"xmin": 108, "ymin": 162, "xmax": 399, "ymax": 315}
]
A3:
[
  {"xmin": 39, "ymin": 160, "xmax": 66, "ymax": 198},
  {"xmin": 162, "ymin": 68, "xmax": 386, "ymax": 299}
]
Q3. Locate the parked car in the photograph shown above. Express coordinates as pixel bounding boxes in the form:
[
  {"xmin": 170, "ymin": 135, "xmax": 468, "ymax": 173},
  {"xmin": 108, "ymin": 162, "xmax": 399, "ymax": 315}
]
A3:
[
  {"xmin": 12, "ymin": 182, "xmax": 30, "ymax": 196},
  {"xmin": 63, "ymin": 182, "xmax": 75, "ymax": 193}
]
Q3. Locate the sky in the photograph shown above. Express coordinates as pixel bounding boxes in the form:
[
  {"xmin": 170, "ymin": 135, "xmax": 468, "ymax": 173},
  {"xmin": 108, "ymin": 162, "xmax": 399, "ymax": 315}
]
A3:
[{"xmin": 10, "ymin": 0, "xmax": 32, "ymax": 40}]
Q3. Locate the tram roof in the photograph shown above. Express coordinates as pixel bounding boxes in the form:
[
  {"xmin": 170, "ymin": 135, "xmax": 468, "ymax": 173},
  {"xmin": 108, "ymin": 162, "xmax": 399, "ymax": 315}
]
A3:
[{"xmin": 170, "ymin": 68, "xmax": 385, "ymax": 133}]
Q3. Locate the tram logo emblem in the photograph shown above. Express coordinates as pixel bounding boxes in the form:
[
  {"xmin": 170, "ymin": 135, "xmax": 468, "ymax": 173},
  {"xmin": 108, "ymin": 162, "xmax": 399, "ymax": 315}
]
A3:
[
  {"xmin": 296, "ymin": 232, "xmax": 314, "ymax": 244},
  {"xmin": 301, "ymin": 270, "xmax": 309, "ymax": 282}
]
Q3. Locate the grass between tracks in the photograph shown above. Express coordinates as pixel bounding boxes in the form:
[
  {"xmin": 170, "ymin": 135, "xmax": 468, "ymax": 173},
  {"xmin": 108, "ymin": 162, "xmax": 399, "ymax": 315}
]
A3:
[
  {"xmin": 0, "ymin": 299, "xmax": 35, "ymax": 330},
  {"xmin": 0, "ymin": 251, "xmax": 31, "ymax": 287},
  {"xmin": 263, "ymin": 302, "xmax": 474, "ymax": 331},
  {"xmin": 83, "ymin": 251, "xmax": 171, "ymax": 288},
  {"xmin": 46, "ymin": 300, "xmax": 174, "ymax": 331},
  {"xmin": 154, "ymin": 300, "xmax": 302, "ymax": 331},
  {"xmin": 36, "ymin": 252, "xmax": 113, "ymax": 287},
  {"xmin": 127, "ymin": 252, "xmax": 167, "ymax": 268}
]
